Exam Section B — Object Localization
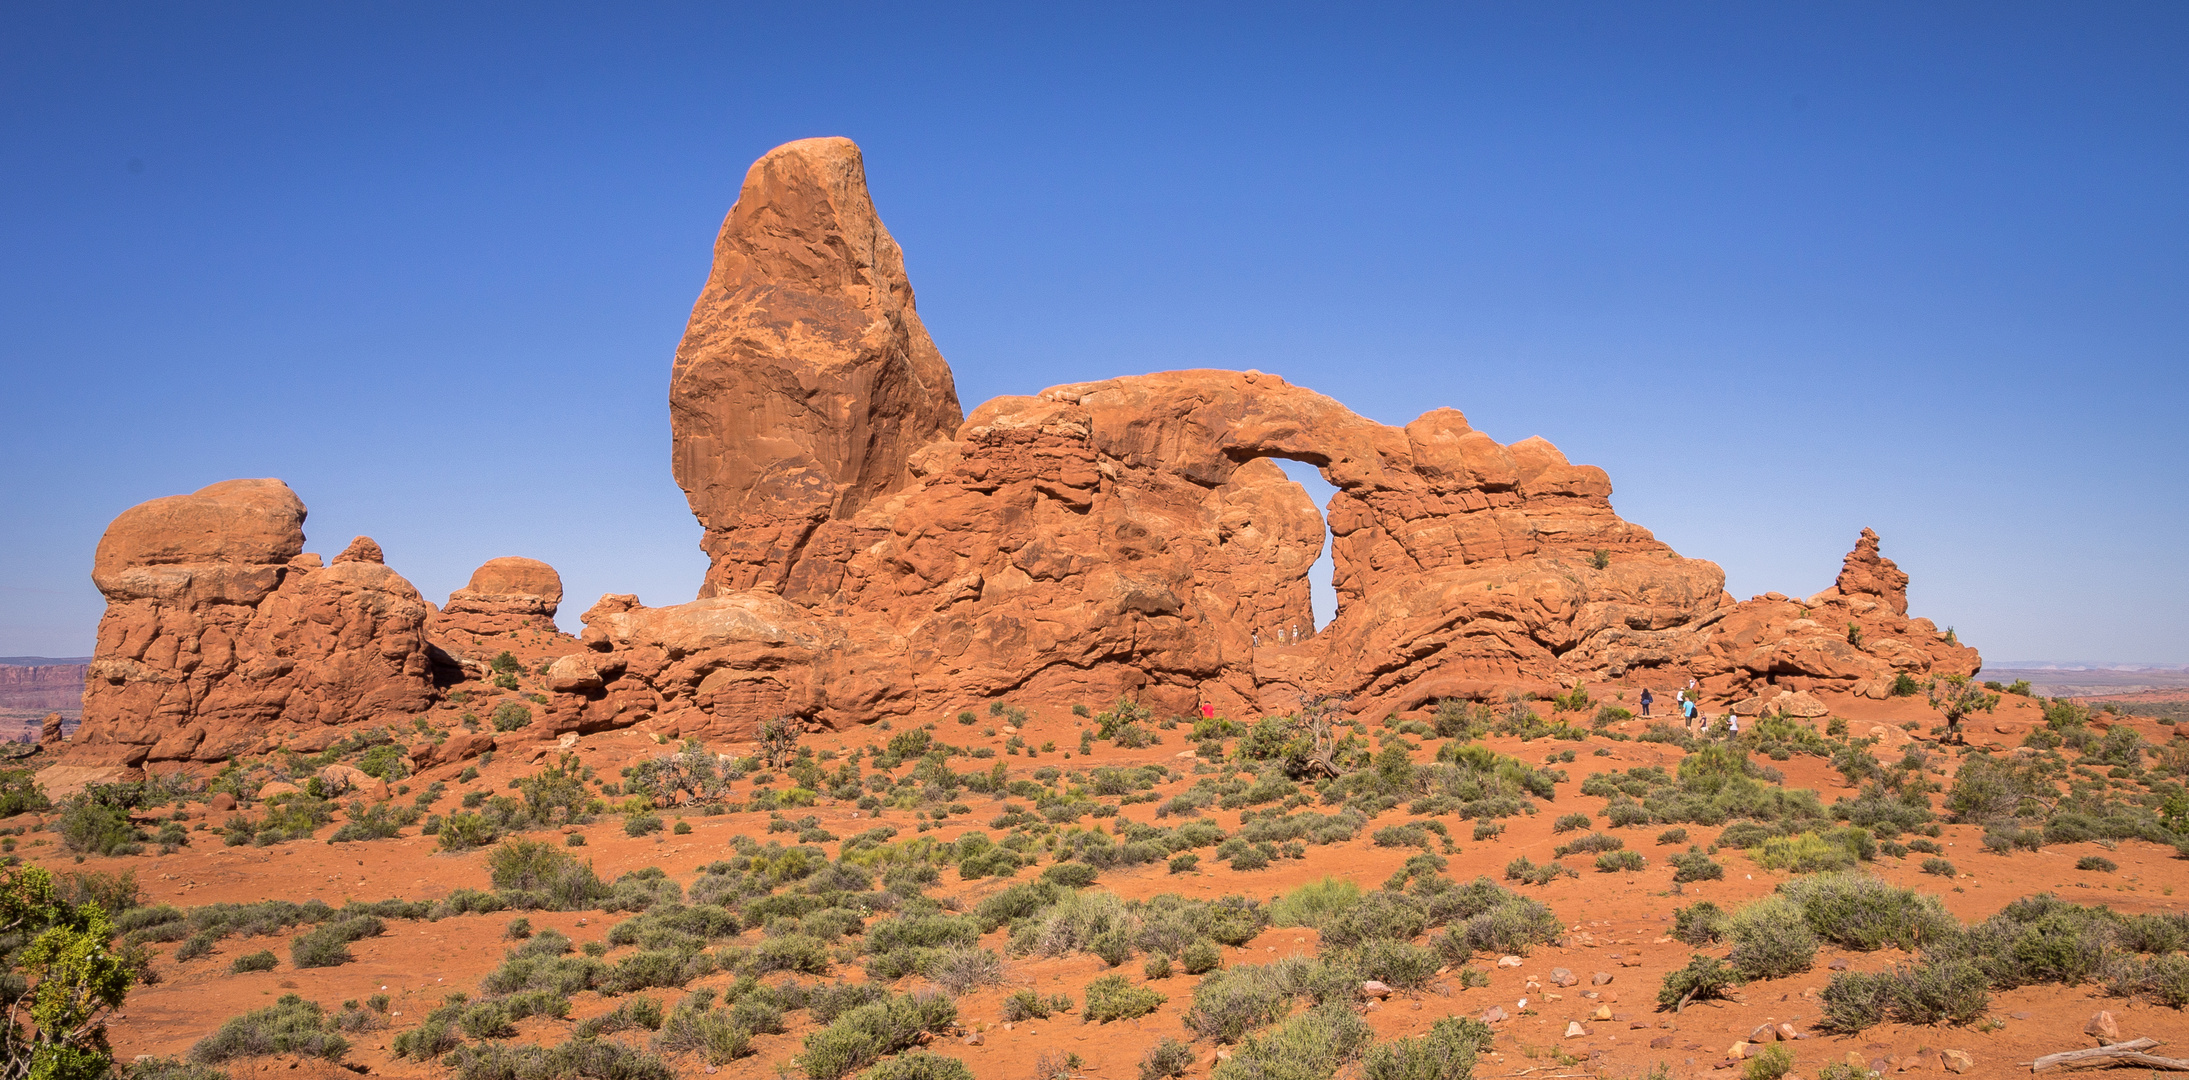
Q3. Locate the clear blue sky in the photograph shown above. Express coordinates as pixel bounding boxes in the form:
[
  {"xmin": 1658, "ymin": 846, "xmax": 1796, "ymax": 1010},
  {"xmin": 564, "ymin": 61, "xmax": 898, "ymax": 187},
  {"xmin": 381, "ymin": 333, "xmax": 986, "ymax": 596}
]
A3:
[{"xmin": 3, "ymin": 3, "xmax": 2183, "ymax": 664}]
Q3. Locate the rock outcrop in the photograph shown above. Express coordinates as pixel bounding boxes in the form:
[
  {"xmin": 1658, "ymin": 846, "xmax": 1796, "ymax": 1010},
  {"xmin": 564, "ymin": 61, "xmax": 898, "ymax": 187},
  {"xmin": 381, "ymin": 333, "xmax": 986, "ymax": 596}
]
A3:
[
  {"xmin": 76, "ymin": 479, "xmax": 435, "ymax": 764},
  {"xmin": 67, "ymin": 138, "xmax": 1983, "ymax": 761},
  {"xmin": 1711, "ymin": 528, "xmax": 1982, "ymax": 706},
  {"xmin": 546, "ymin": 137, "xmax": 1980, "ymax": 735},
  {"xmin": 669, "ymin": 136, "xmax": 963, "ymax": 599},
  {"xmin": 436, "ymin": 557, "xmax": 564, "ymax": 637}
]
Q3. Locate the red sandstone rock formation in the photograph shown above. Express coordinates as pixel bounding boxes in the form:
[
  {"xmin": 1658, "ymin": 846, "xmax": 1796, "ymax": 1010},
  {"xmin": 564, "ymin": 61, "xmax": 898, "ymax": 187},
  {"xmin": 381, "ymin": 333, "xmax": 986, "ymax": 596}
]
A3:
[
  {"xmin": 435, "ymin": 556, "xmax": 564, "ymax": 637},
  {"xmin": 669, "ymin": 136, "xmax": 963, "ymax": 599},
  {"xmin": 76, "ymin": 479, "xmax": 435, "ymax": 764},
  {"xmin": 1710, "ymin": 528, "xmax": 1981, "ymax": 709},
  {"xmin": 545, "ymin": 137, "xmax": 1980, "ymax": 736},
  {"xmin": 69, "ymin": 139, "xmax": 1982, "ymax": 761}
]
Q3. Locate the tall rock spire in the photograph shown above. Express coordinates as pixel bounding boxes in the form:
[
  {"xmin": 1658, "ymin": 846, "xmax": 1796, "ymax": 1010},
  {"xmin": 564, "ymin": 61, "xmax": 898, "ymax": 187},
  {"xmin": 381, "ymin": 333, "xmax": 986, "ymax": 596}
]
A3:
[{"xmin": 669, "ymin": 137, "xmax": 964, "ymax": 598}]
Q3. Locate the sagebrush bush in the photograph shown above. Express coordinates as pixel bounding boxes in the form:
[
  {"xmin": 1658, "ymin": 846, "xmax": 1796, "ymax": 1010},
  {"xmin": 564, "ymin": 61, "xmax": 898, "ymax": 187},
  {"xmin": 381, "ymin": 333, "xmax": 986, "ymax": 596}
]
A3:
[
  {"xmin": 446, "ymin": 1038, "xmax": 672, "ymax": 1080},
  {"xmin": 798, "ymin": 992, "xmax": 957, "ymax": 1080},
  {"xmin": 190, "ymin": 994, "xmax": 350, "ymax": 1063},
  {"xmin": 1083, "ymin": 974, "xmax": 1165, "ymax": 1022},
  {"xmin": 1360, "ymin": 1016, "xmax": 1493, "ymax": 1080},
  {"xmin": 1670, "ymin": 851, "xmax": 1723, "ymax": 883},
  {"xmin": 1211, "ymin": 1004, "xmax": 1372, "ymax": 1080},
  {"xmin": 861, "ymin": 1052, "xmax": 975, "ymax": 1080},
  {"xmin": 1269, "ymin": 877, "xmax": 1362, "ymax": 928},
  {"xmin": 230, "ymin": 950, "xmax": 277, "ymax": 973},
  {"xmin": 1594, "ymin": 850, "xmax": 1645, "ymax": 872},
  {"xmin": 1777, "ymin": 873, "xmax": 1955, "ymax": 951},
  {"xmin": 1727, "ymin": 898, "xmax": 1815, "ymax": 981},
  {"xmin": 1139, "ymin": 1038, "xmax": 1197, "ymax": 1080},
  {"xmin": 1657, "ymin": 953, "xmax": 1737, "ymax": 1010}
]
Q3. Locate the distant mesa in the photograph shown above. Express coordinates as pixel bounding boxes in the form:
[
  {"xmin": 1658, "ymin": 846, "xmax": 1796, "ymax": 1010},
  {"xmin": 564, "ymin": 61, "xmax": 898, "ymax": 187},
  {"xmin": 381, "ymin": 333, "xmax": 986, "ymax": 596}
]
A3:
[{"xmin": 68, "ymin": 137, "xmax": 1981, "ymax": 763}]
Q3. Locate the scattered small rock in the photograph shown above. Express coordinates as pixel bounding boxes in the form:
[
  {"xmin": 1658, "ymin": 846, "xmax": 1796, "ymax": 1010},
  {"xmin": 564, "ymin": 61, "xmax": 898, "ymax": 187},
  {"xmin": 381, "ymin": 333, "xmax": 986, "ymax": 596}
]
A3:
[
  {"xmin": 1592, "ymin": 971, "xmax": 1614, "ymax": 985},
  {"xmin": 1564, "ymin": 1022, "xmax": 1588, "ymax": 1039},
  {"xmin": 1549, "ymin": 967, "xmax": 1578, "ymax": 987},
  {"xmin": 1481, "ymin": 1006, "xmax": 1509, "ymax": 1023},
  {"xmin": 1360, "ymin": 980, "xmax": 1393, "ymax": 999},
  {"xmin": 1650, "ymin": 1036, "xmax": 1674, "ymax": 1049},
  {"xmin": 1942, "ymin": 1049, "xmax": 1973, "ymax": 1075},
  {"xmin": 2085, "ymin": 1010, "xmax": 2120, "ymax": 1043},
  {"xmin": 1498, "ymin": 955, "xmax": 1524, "ymax": 968},
  {"xmin": 1829, "ymin": 958, "xmax": 1850, "ymax": 971}
]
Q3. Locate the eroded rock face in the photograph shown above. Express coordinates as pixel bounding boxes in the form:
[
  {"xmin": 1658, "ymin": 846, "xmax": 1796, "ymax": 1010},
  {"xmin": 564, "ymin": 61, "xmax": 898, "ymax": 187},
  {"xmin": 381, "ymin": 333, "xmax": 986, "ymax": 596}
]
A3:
[
  {"xmin": 77, "ymin": 479, "xmax": 434, "ymax": 764},
  {"xmin": 549, "ymin": 137, "xmax": 1981, "ymax": 735},
  {"xmin": 437, "ymin": 556, "xmax": 564, "ymax": 637},
  {"xmin": 1705, "ymin": 529, "xmax": 1980, "ymax": 703},
  {"xmin": 670, "ymin": 136, "xmax": 963, "ymax": 599}
]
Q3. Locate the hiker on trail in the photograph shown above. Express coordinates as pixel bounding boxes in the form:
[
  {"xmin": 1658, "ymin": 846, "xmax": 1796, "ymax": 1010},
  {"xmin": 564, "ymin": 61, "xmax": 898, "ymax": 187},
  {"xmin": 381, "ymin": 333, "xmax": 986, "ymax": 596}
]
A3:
[{"xmin": 1639, "ymin": 688, "xmax": 1654, "ymax": 717}]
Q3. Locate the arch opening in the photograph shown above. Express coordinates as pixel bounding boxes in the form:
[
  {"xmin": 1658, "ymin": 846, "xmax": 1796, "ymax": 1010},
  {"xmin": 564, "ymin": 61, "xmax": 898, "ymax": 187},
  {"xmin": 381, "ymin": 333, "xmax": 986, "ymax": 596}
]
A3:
[{"xmin": 1270, "ymin": 458, "xmax": 1340, "ymax": 631}]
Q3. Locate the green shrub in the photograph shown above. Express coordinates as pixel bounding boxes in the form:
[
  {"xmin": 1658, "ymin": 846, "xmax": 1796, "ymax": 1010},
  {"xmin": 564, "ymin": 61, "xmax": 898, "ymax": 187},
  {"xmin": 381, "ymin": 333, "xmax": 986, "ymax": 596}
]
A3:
[
  {"xmin": 1819, "ymin": 969, "xmax": 1892, "ymax": 1031},
  {"xmin": 1887, "ymin": 958, "xmax": 1990, "ymax": 1025},
  {"xmin": 1727, "ymin": 899, "xmax": 1815, "ymax": 980},
  {"xmin": 1670, "ymin": 902, "xmax": 1727, "ymax": 946},
  {"xmin": 445, "ymin": 1038, "xmax": 672, "ymax": 1080},
  {"xmin": 1139, "ymin": 1038, "xmax": 1197, "ymax": 1080},
  {"xmin": 1743, "ymin": 1043, "xmax": 1794, "ymax": 1080},
  {"xmin": 1181, "ymin": 939, "xmax": 1223, "ymax": 975},
  {"xmin": 2078, "ymin": 855, "xmax": 2118, "ymax": 872},
  {"xmin": 1921, "ymin": 857, "xmax": 1956, "ymax": 878},
  {"xmin": 1210, "ymin": 1004, "xmax": 1372, "ymax": 1080},
  {"xmin": 1777, "ymin": 873, "xmax": 1956, "ymax": 951},
  {"xmin": 489, "ymin": 701, "xmax": 532, "ymax": 732},
  {"xmin": 1083, "ymin": 974, "xmax": 1165, "ymax": 1023},
  {"xmin": 436, "ymin": 812, "xmax": 499, "ymax": 852},
  {"xmin": 1551, "ymin": 813, "xmax": 1591, "ymax": 833},
  {"xmin": 1749, "ymin": 830, "xmax": 1869, "ymax": 873},
  {"xmin": 624, "ymin": 813, "xmax": 664, "ymax": 837},
  {"xmin": 1041, "ymin": 863, "xmax": 1099, "ymax": 888},
  {"xmin": 1669, "ymin": 851, "xmax": 1723, "ymax": 883},
  {"xmin": 129, "ymin": 1059, "xmax": 229, "ymax": 1080},
  {"xmin": 230, "ymin": 950, "xmax": 277, "ymax": 973},
  {"xmin": 798, "ymin": 992, "xmax": 958, "ymax": 1080},
  {"xmin": 1360, "ymin": 1016, "xmax": 1492, "ymax": 1080},
  {"xmin": 861, "ymin": 1052, "xmax": 975, "ymax": 1080},
  {"xmin": 1657, "ymin": 953, "xmax": 1737, "ymax": 1010},
  {"xmin": 58, "ymin": 793, "xmax": 143, "ymax": 856},
  {"xmin": 1270, "ymin": 877, "xmax": 1364, "ymax": 929},
  {"xmin": 190, "ymin": 994, "xmax": 349, "ymax": 1063},
  {"xmin": 291, "ymin": 916, "xmax": 383, "ymax": 969},
  {"xmin": 1594, "ymin": 850, "xmax": 1645, "ymax": 873},
  {"xmin": 999, "ymin": 989, "xmax": 1073, "ymax": 1022}
]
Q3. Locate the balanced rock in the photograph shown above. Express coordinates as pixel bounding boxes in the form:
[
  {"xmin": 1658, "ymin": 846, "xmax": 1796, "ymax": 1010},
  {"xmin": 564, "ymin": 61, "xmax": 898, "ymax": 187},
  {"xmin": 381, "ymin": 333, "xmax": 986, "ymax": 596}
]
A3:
[
  {"xmin": 438, "ymin": 557, "xmax": 565, "ymax": 637},
  {"xmin": 77, "ymin": 480, "xmax": 433, "ymax": 765}
]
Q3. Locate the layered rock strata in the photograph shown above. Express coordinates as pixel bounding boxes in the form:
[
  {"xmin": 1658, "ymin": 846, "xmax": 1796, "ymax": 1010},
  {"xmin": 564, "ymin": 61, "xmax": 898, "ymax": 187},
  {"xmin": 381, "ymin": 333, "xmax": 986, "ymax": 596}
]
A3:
[
  {"xmin": 73, "ymin": 138, "xmax": 1984, "ymax": 761},
  {"xmin": 547, "ymin": 136, "xmax": 1976, "ymax": 737},
  {"xmin": 77, "ymin": 480, "xmax": 434, "ymax": 764}
]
